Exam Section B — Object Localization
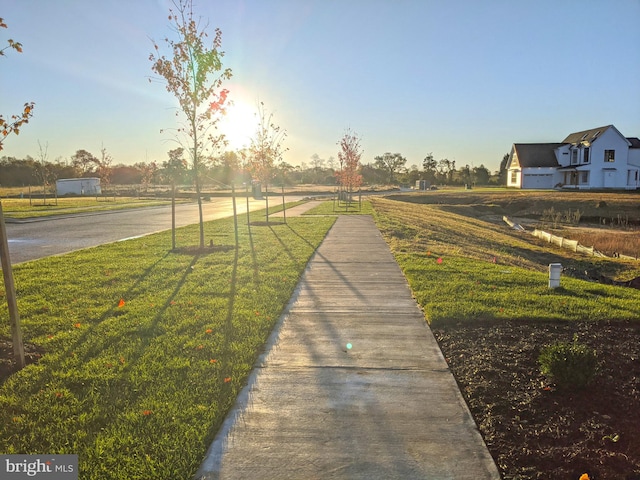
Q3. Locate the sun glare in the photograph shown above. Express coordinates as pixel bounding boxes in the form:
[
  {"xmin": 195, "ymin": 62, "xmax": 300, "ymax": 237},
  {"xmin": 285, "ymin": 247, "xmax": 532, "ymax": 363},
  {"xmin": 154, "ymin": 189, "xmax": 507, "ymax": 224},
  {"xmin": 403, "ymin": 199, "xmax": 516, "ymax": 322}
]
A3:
[{"xmin": 220, "ymin": 99, "xmax": 259, "ymax": 151}]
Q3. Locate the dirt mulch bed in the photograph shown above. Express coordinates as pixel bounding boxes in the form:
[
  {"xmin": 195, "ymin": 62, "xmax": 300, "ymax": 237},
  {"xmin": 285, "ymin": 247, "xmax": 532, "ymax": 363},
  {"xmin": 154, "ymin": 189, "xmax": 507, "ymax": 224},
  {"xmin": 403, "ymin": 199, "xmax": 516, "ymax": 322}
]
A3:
[
  {"xmin": 432, "ymin": 320, "xmax": 640, "ymax": 480},
  {"xmin": 0, "ymin": 338, "xmax": 44, "ymax": 385}
]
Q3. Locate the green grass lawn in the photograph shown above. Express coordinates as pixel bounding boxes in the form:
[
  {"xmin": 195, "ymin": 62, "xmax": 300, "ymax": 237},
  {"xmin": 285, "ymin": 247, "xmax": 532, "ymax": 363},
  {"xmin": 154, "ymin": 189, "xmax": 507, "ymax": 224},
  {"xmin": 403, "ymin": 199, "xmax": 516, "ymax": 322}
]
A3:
[
  {"xmin": 370, "ymin": 196, "xmax": 640, "ymax": 326},
  {"xmin": 0, "ymin": 210, "xmax": 335, "ymax": 479},
  {"xmin": 397, "ymin": 252, "xmax": 639, "ymax": 325},
  {"xmin": 1, "ymin": 197, "xmax": 179, "ymax": 219}
]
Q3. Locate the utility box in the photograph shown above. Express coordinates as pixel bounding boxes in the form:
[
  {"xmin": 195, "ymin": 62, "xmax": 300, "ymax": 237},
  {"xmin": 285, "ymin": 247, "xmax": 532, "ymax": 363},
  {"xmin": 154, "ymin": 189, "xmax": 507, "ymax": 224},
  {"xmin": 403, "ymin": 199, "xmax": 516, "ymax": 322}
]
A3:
[
  {"xmin": 252, "ymin": 182, "xmax": 262, "ymax": 199},
  {"xmin": 415, "ymin": 180, "xmax": 429, "ymax": 190},
  {"xmin": 549, "ymin": 263, "xmax": 562, "ymax": 288}
]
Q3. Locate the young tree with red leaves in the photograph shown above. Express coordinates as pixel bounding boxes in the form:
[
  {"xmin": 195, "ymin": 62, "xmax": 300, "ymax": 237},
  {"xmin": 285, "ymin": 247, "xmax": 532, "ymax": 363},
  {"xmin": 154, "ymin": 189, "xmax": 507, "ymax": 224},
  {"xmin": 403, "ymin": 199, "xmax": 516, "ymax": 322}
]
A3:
[
  {"xmin": 149, "ymin": 0, "xmax": 232, "ymax": 248},
  {"xmin": 336, "ymin": 129, "xmax": 363, "ymax": 209}
]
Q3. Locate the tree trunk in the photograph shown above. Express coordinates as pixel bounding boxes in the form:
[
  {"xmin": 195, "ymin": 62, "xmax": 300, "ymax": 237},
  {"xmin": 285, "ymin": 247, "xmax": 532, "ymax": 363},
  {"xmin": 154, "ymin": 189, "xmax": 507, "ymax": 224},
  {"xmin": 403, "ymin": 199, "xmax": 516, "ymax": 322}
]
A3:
[
  {"xmin": 246, "ymin": 183, "xmax": 251, "ymax": 228},
  {"xmin": 195, "ymin": 173, "xmax": 205, "ymax": 248},
  {"xmin": 232, "ymin": 184, "xmax": 238, "ymax": 246},
  {"xmin": 171, "ymin": 182, "xmax": 176, "ymax": 250},
  {"xmin": 281, "ymin": 185, "xmax": 286, "ymax": 224},
  {"xmin": 193, "ymin": 126, "xmax": 205, "ymax": 248},
  {"xmin": 0, "ymin": 202, "xmax": 25, "ymax": 369},
  {"xmin": 264, "ymin": 183, "xmax": 269, "ymax": 223}
]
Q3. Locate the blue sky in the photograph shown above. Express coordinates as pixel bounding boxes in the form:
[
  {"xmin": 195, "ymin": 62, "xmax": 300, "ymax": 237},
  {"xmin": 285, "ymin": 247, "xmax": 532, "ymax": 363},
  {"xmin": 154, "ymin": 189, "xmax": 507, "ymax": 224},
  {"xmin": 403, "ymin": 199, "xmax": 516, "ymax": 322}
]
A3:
[{"xmin": 2, "ymin": 0, "xmax": 639, "ymax": 172}]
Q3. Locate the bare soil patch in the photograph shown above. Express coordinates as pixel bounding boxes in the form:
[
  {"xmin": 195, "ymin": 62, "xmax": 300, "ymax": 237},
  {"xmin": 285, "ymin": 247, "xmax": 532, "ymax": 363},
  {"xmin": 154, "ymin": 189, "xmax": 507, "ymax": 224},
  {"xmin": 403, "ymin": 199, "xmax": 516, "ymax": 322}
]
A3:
[{"xmin": 0, "ymin": 338, "xmax": 44, "ymax": 385}]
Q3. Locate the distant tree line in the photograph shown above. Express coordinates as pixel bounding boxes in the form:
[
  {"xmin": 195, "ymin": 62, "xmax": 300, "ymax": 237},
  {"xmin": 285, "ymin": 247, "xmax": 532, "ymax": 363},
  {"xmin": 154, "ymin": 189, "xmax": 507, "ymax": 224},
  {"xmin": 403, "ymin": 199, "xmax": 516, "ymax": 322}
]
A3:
[
  {"xmin": 299, "ymin": 151, "xmax": 509, "ymax": 187},
  {"xmin": 0, "ymin": 149, "xmax": 510, "ymax": 190},
  {"xmin": 0, "ymin": 149, "xmax": 242, "ymax": 190}
]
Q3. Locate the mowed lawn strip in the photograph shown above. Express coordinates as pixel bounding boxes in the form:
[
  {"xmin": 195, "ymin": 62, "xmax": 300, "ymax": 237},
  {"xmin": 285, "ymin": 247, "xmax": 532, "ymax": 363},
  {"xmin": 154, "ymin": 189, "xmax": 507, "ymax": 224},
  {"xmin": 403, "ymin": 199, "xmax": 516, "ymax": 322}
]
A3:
[
  {"xmin": 302, "ymin": 198, "xmax": 374, "ymax": 215},
  {"xmin": 370, "ymin": 196, "xmax": 640, "ymax": 325},
  {"xmin": 0, "ymin": 210, "xmax": 335, "ymax": 479},
  {"xmin": 1, "ymin": 197, "xmax": 182, "ymax": 219}
]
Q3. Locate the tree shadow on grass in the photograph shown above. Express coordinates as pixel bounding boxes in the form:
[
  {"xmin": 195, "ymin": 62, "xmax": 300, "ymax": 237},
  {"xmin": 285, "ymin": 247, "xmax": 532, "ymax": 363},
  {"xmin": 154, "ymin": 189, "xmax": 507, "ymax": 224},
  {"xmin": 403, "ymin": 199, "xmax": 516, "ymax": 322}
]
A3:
[
  {"xmin": 257, "ymin": 221, "xmax": 334, "ymax": 273},
  {"xmin": 171, "ymin": 244, "xmax": 236, "ymax": 255},
  {"xmin": 44, "ymin": 242, "xmax": 232, "ymax": 370},
  {"xmin": 220, "ymin": 246, "xmax": 238, "ymax": 386},
  {"xmin": 76, "ymin": 253, "xmax": 204, "ymax": 364},
  {"xmin": 249, "ymin": 220, "xmax": 285, "ymax": 227},
  {"xmin": 285, "ymin": 221, "xmax": 335, "ymax": 252},
  {"xmin": 0, "ymin": 251, "xmax": 208, "ymax": 443},
  {"xmin": 0, "ymin": 250, "xmax": 174, "ymax": 384}
]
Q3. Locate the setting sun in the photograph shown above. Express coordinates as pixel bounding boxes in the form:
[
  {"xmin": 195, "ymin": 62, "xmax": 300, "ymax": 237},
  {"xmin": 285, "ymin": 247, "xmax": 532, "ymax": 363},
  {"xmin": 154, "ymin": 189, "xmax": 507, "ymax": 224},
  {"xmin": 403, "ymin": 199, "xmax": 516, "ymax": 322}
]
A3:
[{"xmin": 219, "ymin": 98, "xmax": 259, "ymax": 151}]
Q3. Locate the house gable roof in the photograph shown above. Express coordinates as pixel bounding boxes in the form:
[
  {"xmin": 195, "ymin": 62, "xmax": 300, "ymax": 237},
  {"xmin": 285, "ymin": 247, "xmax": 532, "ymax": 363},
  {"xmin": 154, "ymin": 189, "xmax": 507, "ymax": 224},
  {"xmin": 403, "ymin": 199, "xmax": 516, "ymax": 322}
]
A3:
[
  {"xmin": 562, "ymin": 125, "xmax": 631, "ymax": 146},
  {"xmin": 512, "ymin": 143, "xmax": 563, "ymax": 168},
  {"xmin": 562, "ymin": 125, "xmax": 611, "ymax": 145}
]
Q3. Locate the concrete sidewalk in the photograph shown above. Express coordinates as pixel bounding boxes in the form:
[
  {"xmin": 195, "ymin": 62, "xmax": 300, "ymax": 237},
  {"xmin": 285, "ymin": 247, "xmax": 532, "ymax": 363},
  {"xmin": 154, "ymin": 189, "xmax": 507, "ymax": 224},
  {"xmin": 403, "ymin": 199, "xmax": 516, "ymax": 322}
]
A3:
[
  {"xmin": 195, "ymin": 215, "xmax": 500, "ymax": 480},
  {"xmin": 269, "ymin": 199, "xmax": 325, "ymax": 217}
]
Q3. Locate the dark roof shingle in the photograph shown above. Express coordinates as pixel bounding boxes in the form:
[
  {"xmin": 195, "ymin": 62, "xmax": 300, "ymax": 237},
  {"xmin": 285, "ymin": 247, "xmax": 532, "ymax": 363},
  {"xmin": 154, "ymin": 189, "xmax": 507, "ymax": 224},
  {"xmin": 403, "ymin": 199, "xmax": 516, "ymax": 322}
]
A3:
[
  {"xmin": 562, "ymin": 125, "xmax": 611, "ymax": 145},
  {"xmin": 513, "ymin": 143, "xmax": 563, "ymax": 168},
  {"xmin": 627, "ymin": 137, "xmax": 640, "ymax": 149}
]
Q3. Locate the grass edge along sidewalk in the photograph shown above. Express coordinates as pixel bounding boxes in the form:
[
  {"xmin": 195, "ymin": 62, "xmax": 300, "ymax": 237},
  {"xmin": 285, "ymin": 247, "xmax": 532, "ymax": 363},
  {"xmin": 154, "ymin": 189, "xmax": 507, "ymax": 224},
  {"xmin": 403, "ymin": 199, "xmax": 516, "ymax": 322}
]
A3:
[
  {"xmin": 368, "ymin": 195, "xmax": 640, "ymax": 479},
  {"xmin": 0, "ymin": 210, "xmax": 335, "ymax": 479},
  {"xmin": 369, "ymin": 196, "xmax": 640, "ymax": 326}
]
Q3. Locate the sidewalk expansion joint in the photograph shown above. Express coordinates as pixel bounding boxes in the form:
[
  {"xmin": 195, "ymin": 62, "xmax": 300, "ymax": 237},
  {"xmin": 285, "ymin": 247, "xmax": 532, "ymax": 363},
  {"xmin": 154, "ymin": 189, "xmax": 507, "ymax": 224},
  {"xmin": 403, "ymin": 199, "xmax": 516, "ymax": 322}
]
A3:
[{"xmin": 255, "ymin": 364, "xmax": 451, "ymax": 373}]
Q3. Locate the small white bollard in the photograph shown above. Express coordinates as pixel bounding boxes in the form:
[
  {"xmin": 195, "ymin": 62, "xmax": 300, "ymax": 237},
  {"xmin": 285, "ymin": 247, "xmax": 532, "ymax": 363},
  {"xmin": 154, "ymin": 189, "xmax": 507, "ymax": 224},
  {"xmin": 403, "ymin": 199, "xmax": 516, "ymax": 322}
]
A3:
[{"xmin": 549, "ymin": 263, "xmax": 562, "ymax": 288}]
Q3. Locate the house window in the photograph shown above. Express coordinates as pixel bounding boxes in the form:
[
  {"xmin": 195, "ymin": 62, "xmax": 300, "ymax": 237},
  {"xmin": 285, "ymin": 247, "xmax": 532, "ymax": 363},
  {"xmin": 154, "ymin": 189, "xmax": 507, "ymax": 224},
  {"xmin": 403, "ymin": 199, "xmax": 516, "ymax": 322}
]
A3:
[
  {"xmin": 510, "ymin": 170, "xmax": 518, "ymax": 184},
  {"xmin": 582, "ymin": 147, "xmax": 590, "ymax": 164},
  {"xmin": 571, "ymin": 149, "xmax": 578, "ymax": 165},
  {"xmin": 604, "ymin": 150, "xmax": 615, "ymax": 162},
  {"xmin": 579, "ymin": 171, "xmax": 589, "ymax": 184}
]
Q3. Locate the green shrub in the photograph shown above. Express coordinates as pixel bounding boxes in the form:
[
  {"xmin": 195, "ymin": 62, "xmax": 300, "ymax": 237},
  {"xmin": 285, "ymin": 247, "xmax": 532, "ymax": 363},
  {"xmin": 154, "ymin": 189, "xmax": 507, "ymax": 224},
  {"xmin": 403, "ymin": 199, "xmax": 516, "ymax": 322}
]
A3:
[{"xmin": 538, "ymin": 336, "xmax": 598, "ymax": 389}]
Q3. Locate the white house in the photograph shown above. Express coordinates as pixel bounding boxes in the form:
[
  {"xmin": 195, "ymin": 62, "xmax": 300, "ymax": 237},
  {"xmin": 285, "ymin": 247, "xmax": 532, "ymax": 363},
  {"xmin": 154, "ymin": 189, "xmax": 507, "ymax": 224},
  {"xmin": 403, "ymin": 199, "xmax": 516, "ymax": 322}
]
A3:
[
  {"xmin": 507, "ymin": 125, "xmax": 640, "ymax": 190},
  {"xmin": 56, "ymin": 177, "xmax": 102, "ymax": 195}
]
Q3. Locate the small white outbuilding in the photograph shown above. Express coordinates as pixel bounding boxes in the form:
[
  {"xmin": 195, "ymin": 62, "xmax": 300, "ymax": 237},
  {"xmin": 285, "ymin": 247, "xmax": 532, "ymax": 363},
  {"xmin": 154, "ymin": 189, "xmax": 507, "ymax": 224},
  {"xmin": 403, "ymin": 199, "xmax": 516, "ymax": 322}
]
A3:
[{"xmin": 56, "ymin": 178, "xmax": 102, "ymax": 195}]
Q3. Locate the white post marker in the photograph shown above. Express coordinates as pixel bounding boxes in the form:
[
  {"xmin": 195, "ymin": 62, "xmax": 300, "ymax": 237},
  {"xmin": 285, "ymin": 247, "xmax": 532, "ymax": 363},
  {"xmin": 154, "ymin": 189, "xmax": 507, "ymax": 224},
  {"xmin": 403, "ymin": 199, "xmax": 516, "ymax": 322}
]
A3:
[{"xmin": 549, "ymin": 263, "xmax": 562, "ymax": 288}]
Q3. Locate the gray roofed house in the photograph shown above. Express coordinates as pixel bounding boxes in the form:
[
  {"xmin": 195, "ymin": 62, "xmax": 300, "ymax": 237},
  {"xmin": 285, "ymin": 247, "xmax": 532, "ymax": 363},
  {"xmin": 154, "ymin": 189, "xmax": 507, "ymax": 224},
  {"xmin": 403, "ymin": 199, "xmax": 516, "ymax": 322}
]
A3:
[{"xmin": 507, "ymin": 125, "xmax": 640, "ymax": 190}]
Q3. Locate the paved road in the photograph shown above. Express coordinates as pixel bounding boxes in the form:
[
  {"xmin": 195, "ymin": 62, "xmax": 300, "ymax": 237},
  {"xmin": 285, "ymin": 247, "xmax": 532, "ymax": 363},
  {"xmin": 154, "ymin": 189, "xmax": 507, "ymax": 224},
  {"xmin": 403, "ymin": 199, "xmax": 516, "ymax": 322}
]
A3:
[{"xmin": 5, "ymin": 196, "xmax": 295, "ymax": 264}]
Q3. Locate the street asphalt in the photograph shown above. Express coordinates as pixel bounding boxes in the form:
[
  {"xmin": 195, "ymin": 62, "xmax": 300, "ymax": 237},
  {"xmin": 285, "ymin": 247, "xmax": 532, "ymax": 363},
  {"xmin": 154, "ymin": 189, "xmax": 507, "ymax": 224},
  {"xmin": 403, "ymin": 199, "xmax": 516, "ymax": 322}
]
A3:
[
  {"xmin": 195, "ymin": 211, "xmax": 501, "ymax": 479},
  {"xmin": 3, "ymin": 197, "xmax": 280, "ymax": 264}
]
